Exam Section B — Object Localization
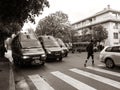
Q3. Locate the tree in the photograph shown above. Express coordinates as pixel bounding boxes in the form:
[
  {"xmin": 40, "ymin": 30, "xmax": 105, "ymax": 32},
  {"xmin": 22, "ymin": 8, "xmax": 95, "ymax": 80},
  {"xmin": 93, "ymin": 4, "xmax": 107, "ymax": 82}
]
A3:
[
  {"xmin": 35, "ymin": 11, "xmax": 72, "ymax": 43},
  {"xmin": 80, "ymin": 29, "xmax": 92, "ymax": 42},
  {"xmin": 70, "ymin": 29, "xmax": 78, "ymax": 43},
  {"xmin": 0, "ymin": 0, "xmax": 49, "ymax": 57},
  {"xmin": 92, "ymin": 25, "xmax": 108, "ymax": 44}
]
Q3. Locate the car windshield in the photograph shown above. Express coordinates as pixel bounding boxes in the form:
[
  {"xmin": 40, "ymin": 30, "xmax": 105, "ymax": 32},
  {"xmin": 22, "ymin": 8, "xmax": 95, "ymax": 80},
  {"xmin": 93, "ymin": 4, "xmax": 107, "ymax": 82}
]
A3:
[
  {"xmin": 43, "ymin": 36, "xmax": 60, "ymax": 47},
  {"xmin": 20, "ymin": 33, "xmax": 42, "ymax": 49}
]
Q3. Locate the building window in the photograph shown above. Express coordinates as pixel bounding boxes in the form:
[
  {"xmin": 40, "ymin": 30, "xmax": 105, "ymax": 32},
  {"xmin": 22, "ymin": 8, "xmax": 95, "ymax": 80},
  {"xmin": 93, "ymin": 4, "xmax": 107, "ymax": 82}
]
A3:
[
  {"xmin": 113, "ymin": 23, "xmax": 118, "ymax": 29},
  {"xmin": 113, "ymin": 32, "xmax": 118, "ymax": 39}
]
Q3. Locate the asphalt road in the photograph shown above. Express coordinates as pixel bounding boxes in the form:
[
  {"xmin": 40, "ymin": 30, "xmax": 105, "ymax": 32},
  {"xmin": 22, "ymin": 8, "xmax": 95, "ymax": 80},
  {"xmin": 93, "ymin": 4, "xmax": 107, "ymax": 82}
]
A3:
[{"xmin": 13, "ymin": 52, "xmax": 120, "ymax": 90}]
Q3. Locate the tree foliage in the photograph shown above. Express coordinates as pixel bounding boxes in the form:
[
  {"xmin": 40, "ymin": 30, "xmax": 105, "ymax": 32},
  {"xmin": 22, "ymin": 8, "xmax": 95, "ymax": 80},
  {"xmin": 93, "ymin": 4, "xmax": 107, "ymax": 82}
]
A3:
[
  {"xmin": 70, "ymin": 30, "xmax": 78, "ymax": 43},
  {"xmin": 0, "ymin": 0, "xmax": 49, "ymax": 57},
  {"xmin": 92, "ymin": 25, "xmax": 108, "ymax": 42},
  {"xmin": 80, "ymin": 29, "xmax": 92, "ymax": 42},
  {"xmin": 0, "ymin": 0, "xmax": 49, "ymax": 24},
  {"xmin": 0, "ymin": 0, "xmax": 49, "ymax": 39},
  {"xmin": 35, "ymin": 11, "xmax": 72, "ymax": 42}
]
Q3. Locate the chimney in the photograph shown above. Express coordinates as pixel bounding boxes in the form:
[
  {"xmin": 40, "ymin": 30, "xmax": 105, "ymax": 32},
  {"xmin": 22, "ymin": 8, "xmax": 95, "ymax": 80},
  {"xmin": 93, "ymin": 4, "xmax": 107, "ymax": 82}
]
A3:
[{"xmin": 107, "ymin": 5, "xmax": 110, "ymax": 9}]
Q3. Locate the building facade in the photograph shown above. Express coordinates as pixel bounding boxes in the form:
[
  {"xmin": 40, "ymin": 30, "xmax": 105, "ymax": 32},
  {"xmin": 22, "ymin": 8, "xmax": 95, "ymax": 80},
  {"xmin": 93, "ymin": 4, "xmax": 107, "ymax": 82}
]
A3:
[{"xmin": 72, "ymin": 5, "xmax": 120, "ymax": 46}]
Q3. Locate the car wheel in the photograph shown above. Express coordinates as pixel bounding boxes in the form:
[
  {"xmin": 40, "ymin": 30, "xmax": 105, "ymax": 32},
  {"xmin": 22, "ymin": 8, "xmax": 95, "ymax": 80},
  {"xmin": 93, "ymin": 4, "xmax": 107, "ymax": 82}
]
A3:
[{"xmin": 105, "ymin": 58, "xmax": 115, "ymax": 68}]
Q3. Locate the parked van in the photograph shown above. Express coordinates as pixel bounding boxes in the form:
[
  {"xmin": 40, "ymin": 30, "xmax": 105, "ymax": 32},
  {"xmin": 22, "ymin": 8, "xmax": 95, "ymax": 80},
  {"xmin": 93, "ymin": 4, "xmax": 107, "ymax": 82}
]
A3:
[
  {"xmin": 11, "ymin": 33, "xmax": 46, "ymax": 66},
  {"xmin": 56, "ymin": 38, "xmax": 69, "ymax": 57},
  {"xmin": 38, "ymin": 35, "xmax": 64, "ymax": 61}
]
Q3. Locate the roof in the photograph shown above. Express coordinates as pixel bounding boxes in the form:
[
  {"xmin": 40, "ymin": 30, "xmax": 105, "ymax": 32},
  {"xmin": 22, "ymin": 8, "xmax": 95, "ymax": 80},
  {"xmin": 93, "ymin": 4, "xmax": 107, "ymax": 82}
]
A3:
[{"xmin": 72, "ymin": 7, "xmax": 120, "ymax": 25}]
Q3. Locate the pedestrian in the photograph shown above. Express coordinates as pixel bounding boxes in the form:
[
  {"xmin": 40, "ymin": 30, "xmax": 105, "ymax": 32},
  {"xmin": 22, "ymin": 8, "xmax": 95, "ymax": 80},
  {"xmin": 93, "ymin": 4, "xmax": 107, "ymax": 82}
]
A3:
[
  {"xmin": 84, "ymin": 40, "xmax": 94, "ymax": 67},
  {"xmin": 0, "ymin": 43, "xmax": 7, "ymax": 58}
]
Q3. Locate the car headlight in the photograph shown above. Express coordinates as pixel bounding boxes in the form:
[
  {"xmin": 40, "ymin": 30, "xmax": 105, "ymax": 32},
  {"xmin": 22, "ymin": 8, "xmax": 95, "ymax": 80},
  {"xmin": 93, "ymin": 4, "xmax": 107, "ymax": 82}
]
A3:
[
  {"xmin": 41, "ymin": 54, "xmax": 46, "ymax": 57},
  {"xmin": 22, "ymin": 56, "xmax": 29, "ymax": 59}
]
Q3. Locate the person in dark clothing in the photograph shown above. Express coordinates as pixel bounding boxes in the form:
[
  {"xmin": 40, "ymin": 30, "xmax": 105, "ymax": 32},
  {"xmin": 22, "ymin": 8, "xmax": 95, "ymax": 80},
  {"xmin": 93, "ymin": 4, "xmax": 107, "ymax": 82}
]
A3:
[
  {"xmin": 0, "ymin": 43, "xmax": 7, "ymax": 58},
  {"xmin": 84, "ymin": 40, "xmax": 94, "ymax": 67}
]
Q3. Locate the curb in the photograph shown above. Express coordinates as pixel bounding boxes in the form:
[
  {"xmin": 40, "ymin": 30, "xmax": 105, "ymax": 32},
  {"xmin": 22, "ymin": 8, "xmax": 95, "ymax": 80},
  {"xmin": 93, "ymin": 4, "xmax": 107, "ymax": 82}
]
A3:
[{"xmin": 9, "ymin": 62, "xmax": 15, "ymax": 90}]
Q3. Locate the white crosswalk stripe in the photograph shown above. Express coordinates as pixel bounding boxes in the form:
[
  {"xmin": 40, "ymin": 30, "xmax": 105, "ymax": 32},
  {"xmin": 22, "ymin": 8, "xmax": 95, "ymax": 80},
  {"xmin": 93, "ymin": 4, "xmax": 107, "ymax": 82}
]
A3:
[
  {"xmin": 86, "ymin": 66, "xmax": 120, "ymax": 77},
  {"xmin": 28, "ymin": 74, "xmax": 54, "ymax": 90},
  {"xmin": 26, "ymin": 66, "xmax": 120, "ymax": 90},
  {"xmin": 51, "ymin": 71, "xmax": 96, "ymax": 90},
  {"xmin": 70, "ymin": 68, "xmax": 120, "ymax": 89}
]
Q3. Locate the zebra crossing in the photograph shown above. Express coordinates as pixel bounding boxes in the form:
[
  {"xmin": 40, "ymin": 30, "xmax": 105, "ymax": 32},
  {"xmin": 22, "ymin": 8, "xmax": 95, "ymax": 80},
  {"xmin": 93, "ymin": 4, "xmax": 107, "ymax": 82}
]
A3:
[{"xmin": 26, "ymin": 66, "xmax": 120, "ymax": 90}]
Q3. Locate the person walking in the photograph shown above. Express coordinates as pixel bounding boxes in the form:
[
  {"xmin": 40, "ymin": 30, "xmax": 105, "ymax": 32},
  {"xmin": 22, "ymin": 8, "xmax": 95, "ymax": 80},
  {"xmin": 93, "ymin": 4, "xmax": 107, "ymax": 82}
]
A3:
[
  {"xmin": 0, "ymin": 43, "xmax": 7, "ymax": 58},
  {"xmin": 84, "ymin": 40, "xmax": 94, "ymax": 67}
]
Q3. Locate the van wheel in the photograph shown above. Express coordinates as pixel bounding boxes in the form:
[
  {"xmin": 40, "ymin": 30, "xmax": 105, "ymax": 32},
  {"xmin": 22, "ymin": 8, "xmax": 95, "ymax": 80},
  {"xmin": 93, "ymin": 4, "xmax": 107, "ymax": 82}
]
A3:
[
  {"xmin": 13, "ymin": 59, "xmax": 18, "ymax": 66},
  {"xmin": 59, "ymin": 57, "xmax": 63, "ymax": 61},
  {"xmin": 41, "ymin": 61, "xmax": 45, "ymax": 65},
  {"xmin": 13, "ymin": 56, "xmax": 24, "ymax": 66},
  {"xmin": 105, "ymin": 58, "xmax": 115, "ymax": 68}
]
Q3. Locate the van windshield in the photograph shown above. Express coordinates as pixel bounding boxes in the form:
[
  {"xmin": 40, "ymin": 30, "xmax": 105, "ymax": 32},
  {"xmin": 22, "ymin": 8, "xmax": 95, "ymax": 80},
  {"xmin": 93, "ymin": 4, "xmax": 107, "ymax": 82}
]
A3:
[
  {"xmin": 21, "ymin": 40, "xmax": 42, "ymax": 49},
  {"xmin": 20, "ymin": 33, "xmax": 42, "ymax": 49},
  {"xmin": 43, "ymin": 37, "xmax": 60, "ymax": 48}
]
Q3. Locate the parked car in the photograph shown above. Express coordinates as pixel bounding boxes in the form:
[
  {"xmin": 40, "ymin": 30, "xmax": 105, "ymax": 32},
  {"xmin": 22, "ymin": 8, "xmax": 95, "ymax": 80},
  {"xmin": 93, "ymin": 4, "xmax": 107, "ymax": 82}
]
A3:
[
  {"xmin": 56, "ymin": 38, "xmax": 69, "ymax": 57},
  {"xmin": 38, "ymin": 35, "xmax": 64, "ymax": 61},
  {"xmin": 11, "ymin": 33, "xmax": 46, "ymax": 66},
  {"xmin": 100, "ymin": 45, "xmax": 120, "ymax": 68}
]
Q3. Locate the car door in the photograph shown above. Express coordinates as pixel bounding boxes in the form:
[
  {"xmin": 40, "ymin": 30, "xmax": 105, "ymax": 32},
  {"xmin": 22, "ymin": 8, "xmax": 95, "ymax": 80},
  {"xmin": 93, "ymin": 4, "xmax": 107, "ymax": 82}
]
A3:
[{"xmin": 111, "ymin": 46, "xmax": 120, "ymax": 64}]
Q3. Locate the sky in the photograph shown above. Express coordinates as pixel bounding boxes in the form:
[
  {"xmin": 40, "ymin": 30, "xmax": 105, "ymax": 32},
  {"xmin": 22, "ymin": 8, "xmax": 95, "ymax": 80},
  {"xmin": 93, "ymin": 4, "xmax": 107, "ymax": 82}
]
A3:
[{"xmin": 22, "ymin": 0, "xmax": 120, "ymax": 31}]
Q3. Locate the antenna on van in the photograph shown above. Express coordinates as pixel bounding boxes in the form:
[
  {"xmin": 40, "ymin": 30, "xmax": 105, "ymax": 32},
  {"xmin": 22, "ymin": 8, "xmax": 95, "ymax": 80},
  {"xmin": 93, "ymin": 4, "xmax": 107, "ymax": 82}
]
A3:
[
  {"xmin": 48, "ymin": 36, "xmax": 50, "ymax": 39},
  {"xmin": 26, "ymin": 34, "xmax": 30, "ymax": 39}
]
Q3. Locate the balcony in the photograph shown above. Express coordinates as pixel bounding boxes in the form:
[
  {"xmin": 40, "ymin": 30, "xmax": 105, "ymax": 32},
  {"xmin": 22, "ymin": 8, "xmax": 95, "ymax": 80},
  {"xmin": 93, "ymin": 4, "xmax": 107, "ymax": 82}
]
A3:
[{"xmin": 75, "ymin": 16, "xmax": 120, "ymax": 29}]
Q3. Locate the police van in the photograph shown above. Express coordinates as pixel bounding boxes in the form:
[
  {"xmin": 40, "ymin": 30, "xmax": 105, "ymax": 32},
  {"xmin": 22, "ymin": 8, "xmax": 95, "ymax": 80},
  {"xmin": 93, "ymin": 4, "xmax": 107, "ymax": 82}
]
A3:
[
  {"xmin": 38, "ymin": 35, "xmax": 64, "ymax": 61},
  {"xmin": 11, "ymin": 33, "xmax": 46, "ymax": 66}
]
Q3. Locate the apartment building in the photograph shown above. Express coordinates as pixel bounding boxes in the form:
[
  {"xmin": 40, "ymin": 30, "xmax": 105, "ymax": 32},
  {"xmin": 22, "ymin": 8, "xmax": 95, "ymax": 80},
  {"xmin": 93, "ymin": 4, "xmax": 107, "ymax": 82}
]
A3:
[{"xmin": 72, "ymin": 5, "xmax": 120, "ymax": 46}]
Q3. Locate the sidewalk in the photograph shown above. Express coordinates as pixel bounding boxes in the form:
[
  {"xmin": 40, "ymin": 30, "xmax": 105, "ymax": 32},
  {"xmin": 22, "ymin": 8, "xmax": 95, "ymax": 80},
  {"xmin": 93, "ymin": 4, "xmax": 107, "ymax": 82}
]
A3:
[{"xmin": 0, "ymin": 50, "xmax": 15, "ymax": 90}]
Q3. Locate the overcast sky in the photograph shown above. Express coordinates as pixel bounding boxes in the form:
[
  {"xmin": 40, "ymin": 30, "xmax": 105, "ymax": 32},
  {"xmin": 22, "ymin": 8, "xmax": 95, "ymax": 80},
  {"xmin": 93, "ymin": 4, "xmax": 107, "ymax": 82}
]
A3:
[{"xmin": 22, "ymin": 0, "xmax": 120, "ymax": 30}]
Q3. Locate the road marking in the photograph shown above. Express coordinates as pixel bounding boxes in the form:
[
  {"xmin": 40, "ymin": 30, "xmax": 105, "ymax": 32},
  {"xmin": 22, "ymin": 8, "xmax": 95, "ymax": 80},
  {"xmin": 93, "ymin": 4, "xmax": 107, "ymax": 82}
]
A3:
[
  {"xmin": 16, "ymin": 79, "xmax": 30, "ymax": 90},
  {"xmin": 28, "ymin": 74, "xmax": 54, "ymax": 90},
  {"xmin": 51, "ymin": 71, "xmax": 96, "ymax": 90},
  {"xmin": 86, "ymin": 66, "xmax": 120, "ymax": 77},
  {"xmin": 70, "ymin": 68, "xmax": 120, "ymax": 89},
  {"xmin": 97, "ymin": 64, "xmax": 105, "ymax": 67}
]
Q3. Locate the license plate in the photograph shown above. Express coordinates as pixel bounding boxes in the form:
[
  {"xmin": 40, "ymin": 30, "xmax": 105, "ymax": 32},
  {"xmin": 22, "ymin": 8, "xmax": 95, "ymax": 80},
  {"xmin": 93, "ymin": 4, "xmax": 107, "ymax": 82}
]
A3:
[
  {"xmin": 55, "ymin": 52, "xmax": 60, "ymax": 55},
  {"xmin": 33, "ymin": 57, "xmax": 40, "ymax": 59},
  {"xmin": 35, "ymin": 60, "xmax": 40, "ymax": 63},
  {"xmin": 55, "ymin": 53, "xmax": 60, "ymax": 55}
]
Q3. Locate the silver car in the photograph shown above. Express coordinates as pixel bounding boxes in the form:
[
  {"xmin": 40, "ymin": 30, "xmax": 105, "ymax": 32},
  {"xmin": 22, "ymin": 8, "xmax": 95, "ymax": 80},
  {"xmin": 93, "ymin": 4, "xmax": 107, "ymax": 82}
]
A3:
[{"xmin": 100, "ymin": 46, "xmax": 120, "ymax": 68}]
